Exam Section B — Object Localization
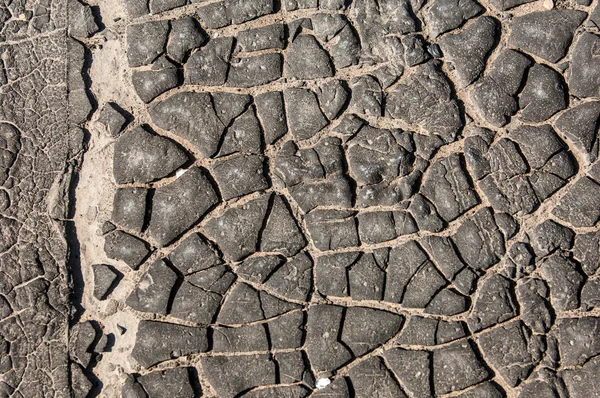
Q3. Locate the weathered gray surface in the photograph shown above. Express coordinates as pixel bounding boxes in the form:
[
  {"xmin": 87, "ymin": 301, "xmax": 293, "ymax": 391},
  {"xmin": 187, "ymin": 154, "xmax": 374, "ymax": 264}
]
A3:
[
  {"xmin": 73, "ymin": 0, "xmax": 600, "ymax": 396},
  {"xmin": 4, "ymin": 0, "xmax": 600, "ymax": 397}
]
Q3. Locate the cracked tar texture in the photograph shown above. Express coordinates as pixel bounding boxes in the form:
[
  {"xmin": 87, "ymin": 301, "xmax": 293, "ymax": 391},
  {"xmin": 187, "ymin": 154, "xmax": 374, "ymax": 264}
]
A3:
[{"xmin": 3, "ymin": 0, "xmax": 600, "ymax": 397}]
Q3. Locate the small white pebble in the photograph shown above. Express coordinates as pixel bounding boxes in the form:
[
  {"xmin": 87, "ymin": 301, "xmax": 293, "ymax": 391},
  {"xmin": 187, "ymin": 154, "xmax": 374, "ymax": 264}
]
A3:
[{"xmin": 316, "ymin": 378, "xmax": 331, "ymax": 390}]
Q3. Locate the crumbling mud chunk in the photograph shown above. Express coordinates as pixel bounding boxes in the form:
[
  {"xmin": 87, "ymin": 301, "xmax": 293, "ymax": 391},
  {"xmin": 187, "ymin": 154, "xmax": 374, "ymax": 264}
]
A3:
[
  {"xmin": 201, "ymin": 355, "xmax": 277, "ymax": 398},
  {"xmin": 433, "ymin": 340, "xmax": 490, "ymax": 394},
  {"xmin": 113, "ymin": 126, "xmax": 188, "ymax": 184},
  {"xmin": 349, "ymin": 356, "xmax": 407, "ymax": 397},
  {"xmin": 167, "ymin": 16, "xmax": 207, "ymax": 63},
  {"xmin": 423, "ymin": 0, "xmax": 483, "ymax": 38},
  {"xmin": 203, "ymin": 194, "xmax": 270, "ymax": 261},
  {"xmin": 468, "ymin": 49, "xmax": 532, "ymax": 126},
  {"xmin": 509, "ymin": 10, "xmax": 587, "ymax": 63},
  {"xmin": 211, "ymin": 154, "xmax": 269, "ymax": 200},
  {"xmin": 569, "ymin": 32, "xmax": 600, "ymax": 98},
  {"xmin": 387, "ymin": 62, "xmax": 463, "ymax": 141},
  {"xmin": 131, "ymin": 321, "xmax": 209, "ymax": 368},
  {"xmin": 92, "ymin": 264, "xmax": 122, "ymax": 300},
  {"xmin": 96, "ymin": 103, "xmax": 127, "ymax": 137},
  {"xmin": 285, "ymin": 34, "xmax": 333, "ymax": 80},
  {"xmin": 126, "ymin": 259, "xmax": 178, "ymax": 314},
  {"xmin": 555, "ymin": 101, "xmax": 600, "ymax": 162},
  {"xmin": 132, "ymin": 56, "xmax": 179, "ymax": 103},
  {"xmin": 148, "ymin": 167, "xmax": 219, "ymax": 246},
  {"xmin": 228, "ymin": 53, "xmax": 283, "ymax": 87},
  {"xmin": 477, "ymin": 321, "xmax": 545, "ymax": 386},
  {"xmin": 137, "ymin": 367, "xmax": 200, "ymax": 398},
  {"xmin": 518, "ymin": 64, "xmax": 566, "ymax": 123},
  {"xmin": 553, "ymin": 177, "xmax": 600, "ymax": 227},
  {"xmin": 439, "ymin": 16, "xmax": 499, "ymax": 88},
  {"xmin": 150, "ymin": 91, "xmax": 247, "ymax": 157},
  {"xmin": 126, "ymin": 21, "xmax": 170, "ymax": 67},
  {"xmin": 104, "ymin": 231, "xmax": 151, "ymax": 270},
  {"xmin": 170, "ymin": 265, "xmax": 235, "ymax": 324},
  {"xmin": 111, "ymin": 187, "xmax": 147, "ymax": 232}
]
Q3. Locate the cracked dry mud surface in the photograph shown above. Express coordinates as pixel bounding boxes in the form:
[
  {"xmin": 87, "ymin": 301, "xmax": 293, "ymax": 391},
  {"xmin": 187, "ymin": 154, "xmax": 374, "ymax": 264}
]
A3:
[{"xmin": 2, "ymin": 0, "xmax": 600, "ymax": 397}]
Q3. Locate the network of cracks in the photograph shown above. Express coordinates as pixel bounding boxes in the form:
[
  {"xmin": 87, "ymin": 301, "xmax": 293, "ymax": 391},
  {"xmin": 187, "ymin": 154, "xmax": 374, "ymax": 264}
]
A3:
[{"xmin": 67, "ymin": 0, "xmax": 600, "ymax": 397}]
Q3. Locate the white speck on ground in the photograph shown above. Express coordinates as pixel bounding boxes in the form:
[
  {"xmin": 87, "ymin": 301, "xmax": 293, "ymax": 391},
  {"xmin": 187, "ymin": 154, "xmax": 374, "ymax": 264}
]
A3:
[{"xmin": 316, "ymin": 378, "xmax": 331, "ymax": 390}]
